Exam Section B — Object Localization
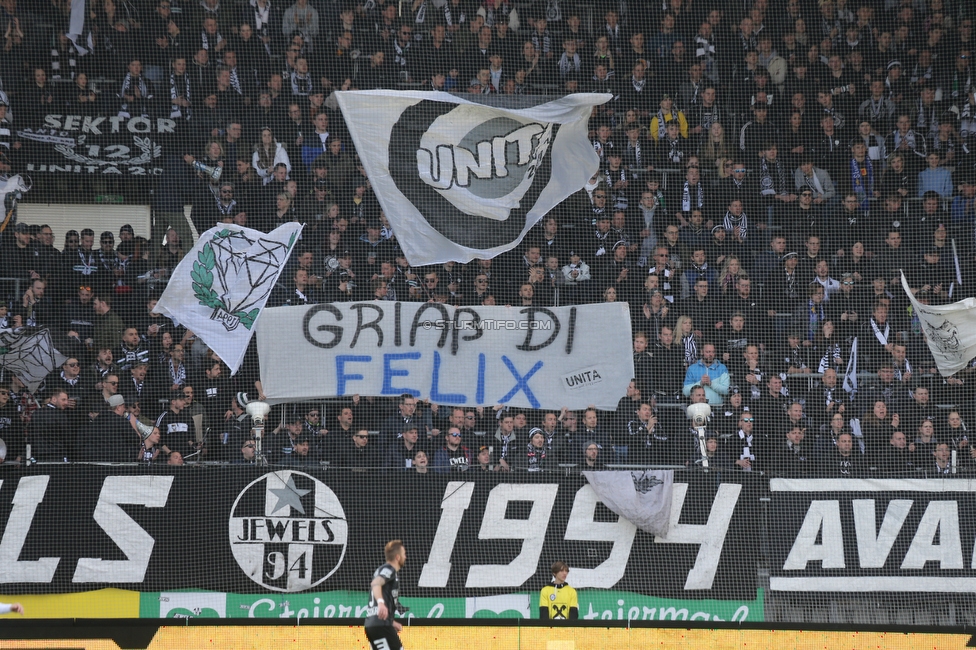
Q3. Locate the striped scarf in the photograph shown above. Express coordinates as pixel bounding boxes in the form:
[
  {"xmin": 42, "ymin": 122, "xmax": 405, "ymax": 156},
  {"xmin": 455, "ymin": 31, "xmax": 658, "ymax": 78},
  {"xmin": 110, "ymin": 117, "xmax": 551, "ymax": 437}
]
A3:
[
  {"xmin": 682, "ymin": 334, "xmax": 699, "ymax": 366},
  {"xmin": 290, "ymin": 71, "xmax": 312, "ymax": 96},
  {"xmin": 682, "ymin": 180, "xmax": 704, "ymax": 211},
  {"xmin": 201, "ymin": 29, "xmax": 223, "ymax": 51},
  {"xmin": 169, "ymin": 359, "xmax": 186, "ymax": 386},
  {"xmin": 443, "ymin": 2, "xmax": 465, "ymax": 27},
  {"xmin": 722, "ymin": 211, "xmax": 748, "ymax": 240},
  {"xmin": 228, "ymin": 68, "xmax": 244, "ymax": 95},
  {"xmin": 850, "ymin": 157, "xmax": 874, "ymax": 210},
  {"xmin": 808, "ymin": 299, "xmax": 825, "ymax": 340},
  {"xmin": 170, "ymin": 71, "xmax": 191, "ymax": 119},
  {"xmin": 656, "ymin": 109, "xmax": 679, "ymax": 140},
  {"xmin": 118, "ymin": 73, "xmax": 151, "ymax": 118}
]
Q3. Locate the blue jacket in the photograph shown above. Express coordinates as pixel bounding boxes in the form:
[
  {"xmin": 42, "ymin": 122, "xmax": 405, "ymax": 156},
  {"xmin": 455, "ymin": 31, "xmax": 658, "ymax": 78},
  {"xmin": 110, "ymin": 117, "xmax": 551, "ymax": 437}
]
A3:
[
  {"xmin": 917, "ymin": 167, "xmax": 953, "ymax": 198},
  {"xmin": 951, "ymin": 195, "xmax": 976, "ymax": 223},
  {"xmin": 682, "ymin": 359, "xmax": 731, "ymax": 405}
]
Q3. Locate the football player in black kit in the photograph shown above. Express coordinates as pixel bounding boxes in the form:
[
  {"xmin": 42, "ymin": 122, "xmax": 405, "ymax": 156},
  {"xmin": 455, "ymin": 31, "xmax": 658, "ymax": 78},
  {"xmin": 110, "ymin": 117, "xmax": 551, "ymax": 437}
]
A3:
[{"xmin": 364, "ymin": 539, "xmax": 408, "ymax": 650}]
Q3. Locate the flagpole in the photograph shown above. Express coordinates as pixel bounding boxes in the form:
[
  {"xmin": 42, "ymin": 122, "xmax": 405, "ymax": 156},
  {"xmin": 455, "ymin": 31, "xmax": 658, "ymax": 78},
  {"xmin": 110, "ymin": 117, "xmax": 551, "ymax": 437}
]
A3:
[{"xmin": 952, "ymin": 238, "xmax": 963, "ymax": 286}]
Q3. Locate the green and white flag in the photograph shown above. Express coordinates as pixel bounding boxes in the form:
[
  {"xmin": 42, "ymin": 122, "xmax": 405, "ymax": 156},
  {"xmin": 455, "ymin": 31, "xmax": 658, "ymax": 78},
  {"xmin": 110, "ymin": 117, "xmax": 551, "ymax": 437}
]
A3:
[{"xmin": 154, "ymin": 223, "xmax": 302, "ymax": 375}]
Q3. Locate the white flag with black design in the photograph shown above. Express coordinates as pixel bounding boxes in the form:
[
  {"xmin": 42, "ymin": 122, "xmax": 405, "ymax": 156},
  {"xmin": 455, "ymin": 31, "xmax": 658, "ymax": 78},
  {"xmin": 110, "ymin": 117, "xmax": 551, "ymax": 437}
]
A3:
[
  {"xmin": 153, "ymin": 223, "xmax": 302, "ymax": 375},
  {"xmin": 582, "ymin": 470, "xmax": 673, "ymax": 536},
  {"xmin": 335, "ymin": 90, "xmax": 610, "ymax": 265},
  {"xmin": 900, "ymin": 271, "xmax": 976, "ymax": 376},
  {"xmin": 0, "ymin": 327, "xmax": 67, "ymax": 392}
]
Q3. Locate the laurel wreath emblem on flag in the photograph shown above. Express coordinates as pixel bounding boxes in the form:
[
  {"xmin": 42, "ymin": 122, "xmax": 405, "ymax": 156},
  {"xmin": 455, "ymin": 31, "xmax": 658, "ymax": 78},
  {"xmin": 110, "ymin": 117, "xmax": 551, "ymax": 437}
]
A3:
[{"xmin": 190, "ymin": 229, "xmax": 297, "ymax": 331}]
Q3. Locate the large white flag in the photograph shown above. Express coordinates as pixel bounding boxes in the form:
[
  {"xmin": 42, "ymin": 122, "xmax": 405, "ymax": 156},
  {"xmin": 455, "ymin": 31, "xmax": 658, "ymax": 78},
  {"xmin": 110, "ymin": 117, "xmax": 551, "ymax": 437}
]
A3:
[
  {"xmin": 900, "ymin": 271, "xmax": 976, "ymax": 376},
  {"xmin": 154, "ymin": 223, "xmax": 302, "ymax": 375},
  {"xmin": 334, "ymin": 90, "xmax": 610, "ymax": 265},
  {"xmin": 582, "ymin": 470, "xmax": 673, "ymax": 536}
]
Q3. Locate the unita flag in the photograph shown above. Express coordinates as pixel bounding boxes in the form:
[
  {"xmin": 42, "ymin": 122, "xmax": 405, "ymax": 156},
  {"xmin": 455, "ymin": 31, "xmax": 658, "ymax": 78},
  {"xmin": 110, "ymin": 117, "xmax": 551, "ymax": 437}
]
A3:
[{"xmin": 334, "ymin": 90, "xmax": 610, "ymax": 265}]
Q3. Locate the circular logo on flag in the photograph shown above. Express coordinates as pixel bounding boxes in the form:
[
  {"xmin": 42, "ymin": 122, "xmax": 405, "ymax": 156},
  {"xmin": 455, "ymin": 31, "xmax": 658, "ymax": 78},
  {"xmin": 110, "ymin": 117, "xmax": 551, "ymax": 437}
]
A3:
[
  {"xmin": 389, "ymin": 100, "xmax": 558, "ymax": 249},
  {"xmin": 229, "ymin": 471, "xmax": 348, "ymax": 592}
]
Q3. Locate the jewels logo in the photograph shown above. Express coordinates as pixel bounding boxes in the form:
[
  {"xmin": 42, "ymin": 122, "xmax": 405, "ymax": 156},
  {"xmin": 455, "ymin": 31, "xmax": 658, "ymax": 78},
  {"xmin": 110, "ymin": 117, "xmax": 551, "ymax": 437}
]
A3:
[
  {"xmin": 388, "ymin": 101, "xmax": 558, "ymax": 250},
  {"xmin": 229, "ymin": 471, "xmax": 348, "ymax": 592}
]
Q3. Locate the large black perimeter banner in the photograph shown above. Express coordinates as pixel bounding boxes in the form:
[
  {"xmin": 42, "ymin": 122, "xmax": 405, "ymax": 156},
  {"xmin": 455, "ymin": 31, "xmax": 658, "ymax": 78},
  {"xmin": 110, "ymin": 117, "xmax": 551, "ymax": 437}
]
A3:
[
  {"xmin": 769, "ymin": 477, "xmax": 976, "ymax": 594},
  {"xmin": 0, "ymin": 467, "xmax": 758, "ymax": 600}
]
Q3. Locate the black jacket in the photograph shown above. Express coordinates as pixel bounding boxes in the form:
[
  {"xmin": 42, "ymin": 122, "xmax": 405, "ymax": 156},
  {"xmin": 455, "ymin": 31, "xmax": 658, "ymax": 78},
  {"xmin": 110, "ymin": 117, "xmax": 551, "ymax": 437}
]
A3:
[
  {"xmin": 28, "ymin": 405, "xmax": 71, "ymax": 462},
  {"xmin": 341, "ymin": 441, "xmax": 382, "ymax": 468},
  {"xmin": 385, "ymin": 439, "xmax": 425, "ymax": 470},
  {"xmin": 83, "ymin": 412, "xmax": 137, "ymax": 463},
  {"xmin": 770, "ymin": 440, "xmax": 814, "ymax": 476},
  {"xmin": 820, "ymin": 447, "xmax": 864, "ymax": 477},
  {"xmin": 510, "ymin": 442, "xmax": 554, "ymax": 472}
]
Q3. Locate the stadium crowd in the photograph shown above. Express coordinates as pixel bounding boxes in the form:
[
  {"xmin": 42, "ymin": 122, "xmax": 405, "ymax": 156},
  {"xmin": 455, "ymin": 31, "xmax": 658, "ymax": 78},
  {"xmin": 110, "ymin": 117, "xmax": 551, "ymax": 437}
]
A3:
[{"xmin": 1, "ymin": 0, "xmax": 976, "ymax": 476}]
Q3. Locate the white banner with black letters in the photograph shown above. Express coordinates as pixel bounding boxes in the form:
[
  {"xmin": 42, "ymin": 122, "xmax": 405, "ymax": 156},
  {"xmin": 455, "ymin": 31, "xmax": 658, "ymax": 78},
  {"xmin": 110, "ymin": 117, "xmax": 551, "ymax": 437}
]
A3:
[
  {"xmin": 17, "ymin": 114, "xmax": 172, "ymax": 176},
  {"xmin": 770, "ymin": 478, "xmax": 976, "ymax": 593},
  {"xmin": 257, "ymin": 301, "xmax": 633, "ymax": 410},
  {"xmin": 334, "ymin": 90, "xmax": 610, "ymax": 266}
]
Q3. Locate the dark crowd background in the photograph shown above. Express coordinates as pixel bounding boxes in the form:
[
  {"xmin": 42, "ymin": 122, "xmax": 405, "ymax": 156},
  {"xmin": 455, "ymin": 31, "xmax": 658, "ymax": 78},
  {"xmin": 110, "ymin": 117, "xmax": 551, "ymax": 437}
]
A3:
[{"xmin": 0, "ymin": 0, "xmax": 975, "ymax": 478}]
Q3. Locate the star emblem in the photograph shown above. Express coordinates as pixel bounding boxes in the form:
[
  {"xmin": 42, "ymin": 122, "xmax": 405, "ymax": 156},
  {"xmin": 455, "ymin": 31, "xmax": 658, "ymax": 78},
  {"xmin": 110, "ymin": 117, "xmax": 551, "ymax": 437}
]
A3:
[{"xmin": 268, "ymin": 474, "xmax": 311, "ymax": 515}]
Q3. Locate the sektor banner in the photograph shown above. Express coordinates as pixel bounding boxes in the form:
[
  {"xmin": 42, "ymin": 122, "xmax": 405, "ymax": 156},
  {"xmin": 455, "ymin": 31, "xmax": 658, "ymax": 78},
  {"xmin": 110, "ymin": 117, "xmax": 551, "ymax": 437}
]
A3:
[{"xmin": 17, "ymin": 114, "xmax": 170, "ymax": 176}]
